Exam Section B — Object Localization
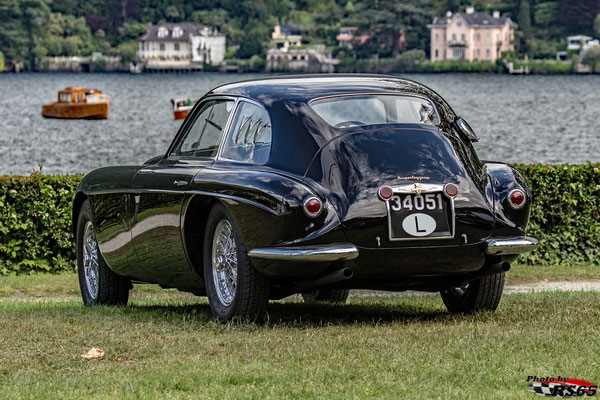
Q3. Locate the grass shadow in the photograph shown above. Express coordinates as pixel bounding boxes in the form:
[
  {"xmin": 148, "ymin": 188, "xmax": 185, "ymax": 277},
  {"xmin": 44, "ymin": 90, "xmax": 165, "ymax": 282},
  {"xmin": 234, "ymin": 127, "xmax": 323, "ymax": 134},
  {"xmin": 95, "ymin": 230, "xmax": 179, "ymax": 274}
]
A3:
[{"xmin": 124, "ymin": 297, "xmax": 458, "ymax": 327}]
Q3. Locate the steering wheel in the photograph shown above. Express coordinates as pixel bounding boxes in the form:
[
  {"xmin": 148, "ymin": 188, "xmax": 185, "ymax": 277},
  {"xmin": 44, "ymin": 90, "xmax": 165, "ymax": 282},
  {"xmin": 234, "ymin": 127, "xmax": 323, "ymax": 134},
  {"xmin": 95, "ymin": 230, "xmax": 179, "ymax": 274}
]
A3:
[{"xmin": 334, "ymin": 120, "xmax": 365, "ymax": 129}]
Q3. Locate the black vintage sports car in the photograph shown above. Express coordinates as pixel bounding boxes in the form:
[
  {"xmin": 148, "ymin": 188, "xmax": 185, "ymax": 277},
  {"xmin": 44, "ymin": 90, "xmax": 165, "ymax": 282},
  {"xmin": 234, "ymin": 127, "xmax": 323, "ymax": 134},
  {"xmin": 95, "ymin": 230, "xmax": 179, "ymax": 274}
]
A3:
[{"xmin": 73, "ymin": 75, "xmax": 538, "ymax": 321}]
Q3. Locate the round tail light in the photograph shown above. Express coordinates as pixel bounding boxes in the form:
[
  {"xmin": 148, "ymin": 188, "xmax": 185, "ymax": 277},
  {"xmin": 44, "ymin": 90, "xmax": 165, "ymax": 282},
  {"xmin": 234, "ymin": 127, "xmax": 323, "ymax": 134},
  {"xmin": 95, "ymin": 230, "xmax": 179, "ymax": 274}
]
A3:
[
  {"xmin": 378, "ymin": 185, "xmax": 393, "ymax": 200},
  {"xmin": 303, "ymin": 197, "xmax": 323, "ymax": 217},
  {"xmin": 444, "ymin": 183, "xmax": 459, "ymax": 198},
  {"xmin": 508, "ymin": 188, "xmax": 526, "ymax": 209}
]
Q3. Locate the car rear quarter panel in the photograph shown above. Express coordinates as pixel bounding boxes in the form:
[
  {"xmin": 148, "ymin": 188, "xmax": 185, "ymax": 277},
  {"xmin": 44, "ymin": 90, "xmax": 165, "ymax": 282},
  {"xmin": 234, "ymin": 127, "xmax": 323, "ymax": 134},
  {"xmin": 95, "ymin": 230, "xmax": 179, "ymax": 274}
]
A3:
[
  {"xmin": 74, "ymin": 166, "xmax": 141, "ymax": 274},
  {"xmin": 191, "ymin": 164, "xmax": 346, "ymax": 250},
  {"xmin": 485, "ymin": 162, "xmax": 532, "ymax": 236}
]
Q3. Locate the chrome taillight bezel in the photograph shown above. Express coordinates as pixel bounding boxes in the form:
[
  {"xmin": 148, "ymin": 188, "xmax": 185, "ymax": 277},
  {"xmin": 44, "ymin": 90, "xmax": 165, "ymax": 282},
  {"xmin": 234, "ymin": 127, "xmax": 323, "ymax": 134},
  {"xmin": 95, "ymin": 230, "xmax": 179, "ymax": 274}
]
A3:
[
  {"xmin": 303, "ymin": 196, "xmax": 323, "ymax": 218},
  {"xmin": 507, "ymin": 188, "xmax": 526, "ymax": 209}
]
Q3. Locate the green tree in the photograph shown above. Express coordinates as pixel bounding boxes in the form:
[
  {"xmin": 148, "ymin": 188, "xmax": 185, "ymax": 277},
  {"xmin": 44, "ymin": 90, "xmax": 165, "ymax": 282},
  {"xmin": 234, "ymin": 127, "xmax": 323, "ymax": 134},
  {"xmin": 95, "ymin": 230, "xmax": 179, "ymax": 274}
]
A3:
[
  {"xmin": 94, "ymin": 29, "xmax": 106, "ymax": 39},
  {"xmin": 165, "ymin": 5, "xmax": 180, "ymax": 22},
  {"xmin": 237, "ymin": 31, "xmax": 264, "ymax": 59},
  {"xmin": 116, "ymin": 41, "xmax": 137, "ymax": 63},
  {"xmin": 559, "ymin": 0, "xmax": 600, "ymax": 31},
  {"xmin": 345, "ymin": 1, "xmax": 356, "ymax": 14},
  {"xmin": 43, "ymin": 36, "xmax": 62, "ymax": 56},
  {"xmin": 61, "ymin": 36, "xmax": 82, "ymax": 56},
  {"xmin": 0, "ymin": 0, "xmax": 26, "ymax": 67},
  {"xmin": 21, "ymin": 0, "xmax": 50, "ymax": 70},
  {"xmin": 122, "ymin": 21, "xmax": 147, "ymax": 39},
  {"xmin": 357, "ymin": 1, "xmax": 433, "ymax": 57},
  {"xmin": 190, "ymin": 9, "xmax": 228, "ymax": 27},
  {"xmin": 534, "ymin": 2, "xmax": 559, "ymax": 26},
  {"xmin": 582, "ymin": 45, "xmax": 600, "ymax": 73},
  {"xmin": 0, "ymin": 51, "xmax": 4, "ymax": 71},
  {"xmin": 32, "ymin": 44, "xmax": 47, "ymax": 59},
  {"xmin": 518, "ymin": 0, "xmax": 531, "ymax": 38},
  {"xmin": 595, "ymin": 13, "xmax": 600, "ymax": 37}
]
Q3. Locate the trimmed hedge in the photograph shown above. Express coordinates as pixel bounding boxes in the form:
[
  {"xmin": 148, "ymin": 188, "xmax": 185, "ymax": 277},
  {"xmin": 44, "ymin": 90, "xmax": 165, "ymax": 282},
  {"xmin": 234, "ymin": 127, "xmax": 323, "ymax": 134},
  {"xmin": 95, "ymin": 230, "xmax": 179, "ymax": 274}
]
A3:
[
  {"xmin": 0, "ymin": 165, "xmax": 599, "ymax": 274},
  {"xmin": 517, "ymin": 164, "xmax": 600, "ymax": 265},
  {"xmin": 0, "ymin": 173, "xmax": 82, "ymax": 275}
]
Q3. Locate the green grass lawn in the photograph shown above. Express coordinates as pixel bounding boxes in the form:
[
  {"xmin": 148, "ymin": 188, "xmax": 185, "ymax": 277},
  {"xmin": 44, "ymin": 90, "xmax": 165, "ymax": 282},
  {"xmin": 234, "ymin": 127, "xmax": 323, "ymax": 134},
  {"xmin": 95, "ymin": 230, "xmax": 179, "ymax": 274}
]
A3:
[
  {"xmin": 1, "ymin": 263, "xmax": 598, "ymax": 299},
  {"xmin": 0, "ymin": 269, "xmax": 599, "ymax": 399}
]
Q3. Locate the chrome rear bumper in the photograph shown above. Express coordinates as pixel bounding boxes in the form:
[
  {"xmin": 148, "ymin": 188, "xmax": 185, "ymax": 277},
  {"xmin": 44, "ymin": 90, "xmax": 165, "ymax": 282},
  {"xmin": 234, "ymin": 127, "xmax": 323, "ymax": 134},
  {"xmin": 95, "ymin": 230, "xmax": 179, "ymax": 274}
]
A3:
[
  {"xmin": 248, "ymin": 243, "xmax": 359, "ymax": 262},
  {"xmin": 483, "ymin": 237, "xmax": 539, "ymax": 255}
]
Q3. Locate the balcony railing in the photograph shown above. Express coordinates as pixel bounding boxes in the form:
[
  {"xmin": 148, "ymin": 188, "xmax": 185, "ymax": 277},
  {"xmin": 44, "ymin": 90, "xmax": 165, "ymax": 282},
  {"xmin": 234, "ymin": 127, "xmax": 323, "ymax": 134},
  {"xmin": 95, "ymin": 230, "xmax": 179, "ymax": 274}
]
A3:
[{"xmin": 448, "ymin": 39, "xmax": 467, "ymax": 47}]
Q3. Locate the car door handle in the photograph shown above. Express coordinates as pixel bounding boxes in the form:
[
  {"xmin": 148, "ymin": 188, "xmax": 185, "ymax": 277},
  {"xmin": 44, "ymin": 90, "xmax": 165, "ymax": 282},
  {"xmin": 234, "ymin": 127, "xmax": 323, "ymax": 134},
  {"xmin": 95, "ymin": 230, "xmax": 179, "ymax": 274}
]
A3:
[{"xmin": 173, "ymin": 180, "xmax": 188, "ymax": 187}]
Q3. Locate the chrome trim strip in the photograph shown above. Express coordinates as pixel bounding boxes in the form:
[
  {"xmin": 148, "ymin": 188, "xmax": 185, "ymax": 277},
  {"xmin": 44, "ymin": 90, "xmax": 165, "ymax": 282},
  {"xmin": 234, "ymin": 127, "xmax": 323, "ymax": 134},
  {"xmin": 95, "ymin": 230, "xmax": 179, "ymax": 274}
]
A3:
[
  {"xmin": 385, "ymin": 183, "xmax": 456, "ymax": 241},
  {"xmin": 188, "ymin": 190, "xmax": 279, "ymax": 216},
  {"xmin": 216, "ymin": 97, "xmax": 272, "ymax": 163},
  {"xmin": 83, "ymin": 188, "xmax": 279, "ymax": 216},
  {"xmin": 166, "ymin": 95, "xmax": 239, "ymax": 158},
  {"xmin": 483, "ymin": 237, "xmax": 539, "ymax": 255},
  {"xmin": 248, "ymin": 243, "xmax": 359, "ymax": 262}
]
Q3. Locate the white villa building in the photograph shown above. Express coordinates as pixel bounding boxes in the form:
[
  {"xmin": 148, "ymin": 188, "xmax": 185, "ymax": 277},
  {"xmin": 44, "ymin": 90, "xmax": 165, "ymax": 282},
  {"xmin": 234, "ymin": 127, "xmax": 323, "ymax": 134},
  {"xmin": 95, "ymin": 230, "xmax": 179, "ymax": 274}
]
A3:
[{"xmin": 137, "ymin": 23, "xmax": 225, "ymax": 70}]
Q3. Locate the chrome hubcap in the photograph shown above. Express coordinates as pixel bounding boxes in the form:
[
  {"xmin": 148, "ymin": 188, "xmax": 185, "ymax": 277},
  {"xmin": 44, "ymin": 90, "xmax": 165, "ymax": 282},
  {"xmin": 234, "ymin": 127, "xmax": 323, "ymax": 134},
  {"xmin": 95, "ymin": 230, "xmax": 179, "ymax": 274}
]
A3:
[
  {"xmin": 212, "ymin": 220, "xmax": 237, "ymax": 306},
  {"xmin": 450, "ymin": 283, "xmax": 470, "ymax": 297},
  {"xmin": 82, "ymin": 221, "xmax": 99, "ymax": 299}
]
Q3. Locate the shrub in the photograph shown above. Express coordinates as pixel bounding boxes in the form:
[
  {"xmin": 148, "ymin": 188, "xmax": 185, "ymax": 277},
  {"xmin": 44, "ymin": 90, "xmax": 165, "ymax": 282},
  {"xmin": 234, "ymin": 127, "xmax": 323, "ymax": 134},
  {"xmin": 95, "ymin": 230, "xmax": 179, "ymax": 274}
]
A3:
[
  {"xmin": 516, "ymin": 164, "xmax": 600, "ymax": 265},
  {"xmin": 0, "ymin": 173, "xmax": 82, "ymax": 275},
  {"xmin": 420, "ymin": 59, "xmax": 501, "ymax": 73},
  {"xmin": 0, "ymin": 165, "xmax": 599, "ymax": 274}
]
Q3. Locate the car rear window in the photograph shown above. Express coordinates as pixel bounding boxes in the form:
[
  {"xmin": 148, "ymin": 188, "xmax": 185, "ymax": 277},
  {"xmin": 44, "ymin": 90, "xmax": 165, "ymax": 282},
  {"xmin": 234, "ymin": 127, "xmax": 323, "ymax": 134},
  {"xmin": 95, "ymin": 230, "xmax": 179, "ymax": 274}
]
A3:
[{"xmin": 310, "ymin": 95, "xmax": 439, "ymax": 128}]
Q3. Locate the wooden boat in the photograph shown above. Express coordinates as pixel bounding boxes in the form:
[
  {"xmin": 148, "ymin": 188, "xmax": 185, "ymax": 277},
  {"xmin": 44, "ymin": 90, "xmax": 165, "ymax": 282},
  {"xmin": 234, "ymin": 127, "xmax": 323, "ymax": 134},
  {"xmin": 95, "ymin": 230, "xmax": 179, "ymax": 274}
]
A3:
[
  {"xmin": 171, "ymin": 98, "xmax": 197, "ymax": 120},
  {"xmin": 42, "ymin": 87, "xmax": 109, "ymax": 119}
]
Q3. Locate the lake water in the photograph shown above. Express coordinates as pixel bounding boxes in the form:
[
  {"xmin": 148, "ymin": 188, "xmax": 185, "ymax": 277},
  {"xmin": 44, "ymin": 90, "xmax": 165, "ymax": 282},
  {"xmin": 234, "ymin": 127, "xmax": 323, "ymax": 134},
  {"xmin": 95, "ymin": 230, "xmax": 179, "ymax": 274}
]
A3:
[{"xmin": 0, "ymin": 72, "xmax": 598, "ymax": 175}]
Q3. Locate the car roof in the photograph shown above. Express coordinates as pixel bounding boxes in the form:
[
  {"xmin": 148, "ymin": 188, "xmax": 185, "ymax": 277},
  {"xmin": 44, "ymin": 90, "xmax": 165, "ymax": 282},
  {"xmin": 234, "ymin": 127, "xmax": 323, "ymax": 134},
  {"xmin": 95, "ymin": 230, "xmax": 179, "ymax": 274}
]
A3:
[
  {"xmin": 206, "ymin": 75, "xmax": 458, "ymax": 177},
  {"xmin": 210, "ymin": 74, "xmax": 447, "ymax": 105}
]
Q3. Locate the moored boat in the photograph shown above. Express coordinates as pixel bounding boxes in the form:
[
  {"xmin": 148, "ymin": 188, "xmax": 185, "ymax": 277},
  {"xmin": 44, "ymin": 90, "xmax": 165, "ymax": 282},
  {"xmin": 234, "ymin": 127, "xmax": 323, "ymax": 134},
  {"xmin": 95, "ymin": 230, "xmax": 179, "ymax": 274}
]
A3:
[
  {"xmin": 171, "ymin": 98, "xmax": 196, "ymax": 120},
  {"xmin": 42, "ymin": 87, "xmax": 109, "ymax": 119}
]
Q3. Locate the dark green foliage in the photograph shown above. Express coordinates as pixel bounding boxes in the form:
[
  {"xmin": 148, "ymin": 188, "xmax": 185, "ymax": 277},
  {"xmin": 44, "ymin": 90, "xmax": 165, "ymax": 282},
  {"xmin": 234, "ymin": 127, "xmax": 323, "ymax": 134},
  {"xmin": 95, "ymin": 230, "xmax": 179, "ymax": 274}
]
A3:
[
  {"xmin": 517, "ymin": 0, "xmax": 531, "ymax": 37},
  {"xmin": 517, "ymin": 164, "xmax": 600, "ymax": 265},
  {"xmin": 421, "ymin": 59, "xmax": 502, "ymax": 72},
  {"xmin": 559, "ymin": 0, "xmax": 600, "ymax": 32},
  {"xmin": 513, "ymin": 58, "xmax": 574, "ymax": 73},
  {"xmin": 581, "ymin": 45, "xmax": 600, "ymax": 72},
  {"xmin": 1, "ymin": 164, "xmax": 600, "ymax": 274},
  {"xmin": 0, "ymin": 173, "xmax": 82, "ymax": 275},
  {"xmin": 2, "ymin": 0, "xmax": 600, "ymax": 70}
]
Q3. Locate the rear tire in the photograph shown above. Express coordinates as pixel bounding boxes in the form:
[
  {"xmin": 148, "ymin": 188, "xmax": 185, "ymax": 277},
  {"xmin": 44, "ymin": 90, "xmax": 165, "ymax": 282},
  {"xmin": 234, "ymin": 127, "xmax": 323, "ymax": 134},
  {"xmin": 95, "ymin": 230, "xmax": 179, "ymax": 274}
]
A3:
[
  {"xmin": 440, "ymin": 272, "xmax": 505, "ymax": 313},
  {"xmin": 203, "ymin": 203, "xmax": 270, "ymax": 322},
  {"xmin": 76, "ymin": 200, "xmax": 130, "ymax": 306},
  {"xmin": 302, "ymin": 289, "xmax": 350, "ymax": 304}
]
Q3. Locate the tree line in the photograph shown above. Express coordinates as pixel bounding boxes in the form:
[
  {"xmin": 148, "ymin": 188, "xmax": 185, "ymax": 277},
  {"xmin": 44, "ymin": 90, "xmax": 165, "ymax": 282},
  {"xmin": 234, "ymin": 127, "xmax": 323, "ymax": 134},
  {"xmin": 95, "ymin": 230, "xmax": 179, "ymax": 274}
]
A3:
[{"xmin": 0, "ymin": 0, "xmax": 599, "ymax": 71}]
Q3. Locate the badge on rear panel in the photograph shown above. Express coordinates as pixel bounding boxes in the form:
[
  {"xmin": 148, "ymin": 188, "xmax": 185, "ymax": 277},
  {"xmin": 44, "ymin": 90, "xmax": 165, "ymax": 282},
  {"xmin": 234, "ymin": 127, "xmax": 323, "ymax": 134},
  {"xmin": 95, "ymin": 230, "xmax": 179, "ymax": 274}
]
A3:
[{"xmin": 402, "ymin": 213, "xmax": 437, "ymax": 236}]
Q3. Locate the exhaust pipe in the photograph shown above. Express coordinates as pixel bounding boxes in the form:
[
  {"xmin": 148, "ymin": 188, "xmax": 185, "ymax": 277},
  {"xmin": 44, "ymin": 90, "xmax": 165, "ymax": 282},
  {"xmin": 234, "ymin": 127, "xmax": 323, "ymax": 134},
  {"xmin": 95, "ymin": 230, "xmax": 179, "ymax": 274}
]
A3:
[{"xmin": 272, "ymin": 267, "xmax": 353, "ymax": 299}]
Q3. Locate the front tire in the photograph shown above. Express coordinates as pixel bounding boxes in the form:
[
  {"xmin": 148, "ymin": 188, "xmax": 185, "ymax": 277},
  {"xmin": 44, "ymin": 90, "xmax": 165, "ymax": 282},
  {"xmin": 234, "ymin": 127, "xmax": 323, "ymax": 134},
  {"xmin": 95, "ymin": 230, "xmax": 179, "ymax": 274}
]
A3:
[
  {"xmin": 76, "ymin": 200, "xmax": 130, "ymax": 306},
  {"xmin": 302, "ymin": 289, "xmax": 350, "ymax": 304},
  {"xmin": 440, "ymin": 272, "xmax": 505, "ymax": 313},
  {"xmin": 203, "ymin": 203, "xmax": 270, "ymax": 322}
]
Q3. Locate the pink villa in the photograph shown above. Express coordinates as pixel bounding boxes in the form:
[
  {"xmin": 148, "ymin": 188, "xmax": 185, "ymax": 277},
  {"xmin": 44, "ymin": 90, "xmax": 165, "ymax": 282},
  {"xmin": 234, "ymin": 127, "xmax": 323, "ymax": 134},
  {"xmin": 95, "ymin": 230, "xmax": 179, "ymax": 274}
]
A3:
[{"xmin": 428, "ymin": 7, "xmax": 517, "ymax": 62}]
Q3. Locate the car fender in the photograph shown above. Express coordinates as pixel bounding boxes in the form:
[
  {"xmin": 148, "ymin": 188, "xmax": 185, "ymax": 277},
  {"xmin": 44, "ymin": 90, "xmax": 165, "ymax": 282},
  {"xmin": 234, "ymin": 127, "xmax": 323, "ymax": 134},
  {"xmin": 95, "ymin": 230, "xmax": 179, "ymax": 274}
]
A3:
[{"xmin": 485, "ymin": 162, "xmax": 532, "ymax": 235}]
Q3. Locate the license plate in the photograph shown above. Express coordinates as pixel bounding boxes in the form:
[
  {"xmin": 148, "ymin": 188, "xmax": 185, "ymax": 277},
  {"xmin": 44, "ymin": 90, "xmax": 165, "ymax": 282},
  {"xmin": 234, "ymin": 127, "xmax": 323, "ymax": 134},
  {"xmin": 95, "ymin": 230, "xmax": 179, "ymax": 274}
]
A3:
[{"xmin": 386, "ymin": 192, "xmax": 454, "ymax": 240}]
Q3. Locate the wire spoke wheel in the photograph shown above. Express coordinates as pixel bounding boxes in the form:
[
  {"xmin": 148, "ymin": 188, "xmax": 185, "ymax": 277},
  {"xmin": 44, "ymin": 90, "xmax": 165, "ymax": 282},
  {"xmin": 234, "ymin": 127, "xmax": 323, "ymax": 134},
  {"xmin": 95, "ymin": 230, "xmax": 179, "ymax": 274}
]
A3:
[
  {"xmin": 82, "ymin": 221, "xmax": 99, "ymax": 300},
  {"xmin": 212, "ymin": 220, "xmax": 238, "ymax": 306}
]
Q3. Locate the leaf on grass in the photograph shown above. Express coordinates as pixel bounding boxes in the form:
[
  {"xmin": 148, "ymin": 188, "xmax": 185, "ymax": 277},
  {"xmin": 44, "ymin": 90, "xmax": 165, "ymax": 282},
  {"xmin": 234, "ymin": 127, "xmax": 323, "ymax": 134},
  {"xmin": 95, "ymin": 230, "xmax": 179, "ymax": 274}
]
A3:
[{"xmin": 81, "ymin": 347, "xmax": 105, "ymax": 359}]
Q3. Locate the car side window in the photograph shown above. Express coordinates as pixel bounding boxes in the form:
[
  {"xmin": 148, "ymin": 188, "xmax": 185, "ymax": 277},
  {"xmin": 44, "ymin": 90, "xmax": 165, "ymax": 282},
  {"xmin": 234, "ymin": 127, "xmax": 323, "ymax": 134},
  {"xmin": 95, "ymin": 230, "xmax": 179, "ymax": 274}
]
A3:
[
  {"xmin": 172, "ymin": 99, "xmax": 234, "ymax": 158},
  {"xmin": 221, "ymin": 101, "xmax": 272, "ymax": 165}
]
